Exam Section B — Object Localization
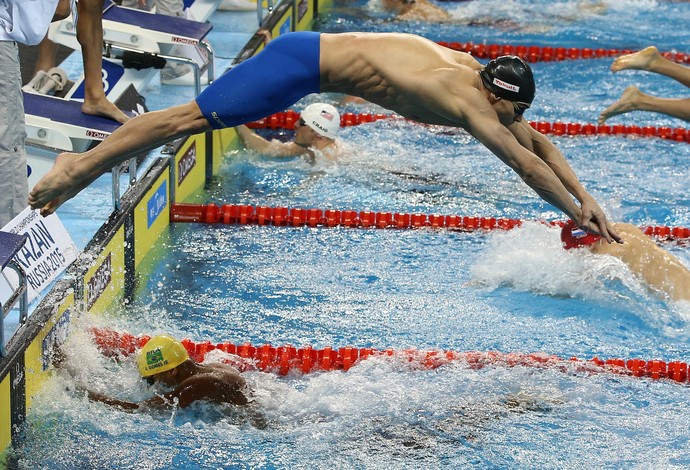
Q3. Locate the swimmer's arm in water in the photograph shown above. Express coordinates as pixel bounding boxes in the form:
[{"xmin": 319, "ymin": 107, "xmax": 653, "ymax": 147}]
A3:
[
  {"xmin": 83, "ymin": 388, "xmax": 197, "ymax": 411},
  {"xmin": 84, "ymin": 374, "xmax": 248, "ymax": 410},
  {"xmin": 85, "ymin": 389, "xmax": 142, "ymax": 411},
  {"xmin": 236, "ymin": 125, "xmax": 307, "ymax": 158},
  {"xmin": 510, "ymin": 120, "xmax": 622, "ymax": 244}
]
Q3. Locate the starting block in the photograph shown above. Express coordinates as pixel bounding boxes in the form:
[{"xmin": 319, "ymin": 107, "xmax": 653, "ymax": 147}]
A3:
[
  {"xmin": 48, "ymin": 1, "xmax": 215, "ymax": 96},
  {"xmin": 23, "ymin": 91, "xmax": 124, "ymax": 190}
]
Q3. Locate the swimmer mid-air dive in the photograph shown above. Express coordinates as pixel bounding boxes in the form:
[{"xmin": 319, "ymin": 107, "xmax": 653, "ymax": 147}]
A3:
[{"xmin": 28, "ymin": 31, "xmax": 621, "ymax": 243}]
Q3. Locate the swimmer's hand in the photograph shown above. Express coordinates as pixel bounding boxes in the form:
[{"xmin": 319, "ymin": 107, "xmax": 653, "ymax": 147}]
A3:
[{"xmin": 578, "ymin": 199, "xmax": 623, "ymax": 244}]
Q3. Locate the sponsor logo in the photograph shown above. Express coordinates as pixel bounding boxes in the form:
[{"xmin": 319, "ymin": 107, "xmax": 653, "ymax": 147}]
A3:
[
  {"xmin": 493, "ymin": 77, "xmax": 519, "ymax": 93},
  {"xmin": 12, "ymin": 362, "xmax": 24, "ymax": 388},
  {"xmin": 14, "ymin": 218, "xmax": 68, "ymax": 292},
  {"xmin": 211, "ymin": 112, "xmax": 227, "ymax": 128},
  {"xmin": 87, "ymin": 252, "xmax": 112, "ymax": 310},
  {"xmin": 297, "ymin": 0, "xmax": 308, "ymax": 20},
  {"xmin": 41, "ymin": 309, "xmax": 72, "ymax": 370},
  {"xmin": 177, "ymin": 142, "xmax": 197, "ymax": 185},
  {"xmin": 147, "ymin": 181, "xmax": 167, "ymax": 228},
  {"xmin": 4, "ymin": 208, "xmax": 78, "ymax": 302},
  {"xmin": 171, "ymin": 37, "xmax": 198, "ymax": 45},
  {"xmin": 86, "ymin": 129, "xmax": 109, "ymax": 140}
]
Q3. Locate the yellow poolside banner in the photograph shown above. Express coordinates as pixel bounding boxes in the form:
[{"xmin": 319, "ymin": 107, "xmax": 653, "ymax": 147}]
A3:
[
  {"xmin": 24, "ymin": 291, "xmax": 74, "ymax": 411},
  {"xmin": 0, "ymin": 373, "xmax": 9, "ymax": 457},
  {"xmin": 173, "ymin": 133, "xmax": 206, "ymax": 203},
  {"xmin": 212, "ymin": 128, "xmax": 241, "ymax": 175},
  {"xmin": 134, "ymin": 171, "xmax": 170, "ymax": 270},
  {"xmin": 84, "ymin": 228, "xmax": 126, "ymax": 315},
  {"xmin": 295, "ymin": 0, "xmax": 314, "ymax": 32},
  {"xmin": 269, "ymin": 2, "xmax": 294, "ymax": 38}
]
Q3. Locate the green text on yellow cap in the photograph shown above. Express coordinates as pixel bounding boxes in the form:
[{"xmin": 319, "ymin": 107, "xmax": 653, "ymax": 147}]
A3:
[{"xmin": 137, "ymin": 335, "xmax": 189, "ymax": 377}]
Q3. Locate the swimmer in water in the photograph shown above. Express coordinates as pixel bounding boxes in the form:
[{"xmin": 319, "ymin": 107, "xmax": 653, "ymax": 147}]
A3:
[
  {"xmin": 599, "ymin": 46, "xmax": 690, "ymax": 125},
  {"xmin": 29, "ymin": 31, "xmax": 621, "ymax": 244},
  {"xmin": 561, "ymin": 220, "xmax": 690, "ymax": 302},
  {"xmin": 76, "ymin": 335, "xmax": 251, "ymax": 410},
  {"xmin": 380, "ymin": 0, "xmax": 451, "ymax": 22},
  {"xmin": 236, "ymin": 102, "xmax": 341, "ymax": 163}
]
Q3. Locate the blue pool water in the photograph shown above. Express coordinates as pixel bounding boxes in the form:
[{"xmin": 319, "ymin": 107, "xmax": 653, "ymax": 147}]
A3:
[{"xmin": 13, "ymin": 0, "xmax": 690, "ymax": 468}]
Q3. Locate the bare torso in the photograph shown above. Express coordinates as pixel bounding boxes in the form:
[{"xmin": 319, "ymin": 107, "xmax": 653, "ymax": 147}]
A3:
[{"xmin": 319, "ymin": 32, "xmax": 484, "ymax": 126}]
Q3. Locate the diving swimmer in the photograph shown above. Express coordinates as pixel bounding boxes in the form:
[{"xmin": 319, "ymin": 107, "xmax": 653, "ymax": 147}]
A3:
[
  {"xmin": 561, "ymin": 220, "xmax": 690, "ymax": 302},
  {"xmin": 28, "ymin": 31, "xmax": 621, "ymax": 243}
]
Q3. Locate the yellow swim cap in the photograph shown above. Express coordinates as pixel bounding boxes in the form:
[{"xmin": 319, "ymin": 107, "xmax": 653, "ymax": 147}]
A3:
[{"xmin": 137, "ymin": 335, "xmax": 189, "ymax": 377}]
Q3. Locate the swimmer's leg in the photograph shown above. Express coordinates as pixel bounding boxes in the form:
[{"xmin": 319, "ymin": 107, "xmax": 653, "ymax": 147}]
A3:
[
  {"xmin": 599, "ymin": 85, "xmax": 690, "ymax": 124},
  {"xmin": 29, "ymin": 101, "xmax": 212, "ymax": 215},
  {"xmin": 612, "ymin": 46, "xmax": 690, "ymax": 88},
  {"xmin": 77, "ymin": 0, "xmax": 130, "ymax": 123},
  {"xmin": 195, "ymin": 31, "xmax": 321, "ymax": 129}
]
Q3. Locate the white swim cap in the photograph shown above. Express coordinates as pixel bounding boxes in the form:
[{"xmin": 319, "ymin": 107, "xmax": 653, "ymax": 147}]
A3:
[{"xmin": 300, "ymin": 103, "xmax": 340, "ymax": 139}]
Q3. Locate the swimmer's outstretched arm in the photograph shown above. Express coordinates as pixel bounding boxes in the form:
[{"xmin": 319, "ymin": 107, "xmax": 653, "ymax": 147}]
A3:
[
  {"xmin": 85, "ymin": 389, "xmax": 142, "ymax": 411},
  {"xmin": 84, "ymin": 373, "xmax": 248, "ymax": 410},
  {"xmin": 518, "ymin": 121, "xmax": 622, "ymax": 243},
  {"xmin": 465, "ymin": 113, "xmax": 596, "ymax": 231},
  {"xmin": 28, "ymin": 100, "xmax": 213, "ymax": 216},
  {"xmin": 236, "ymin": 125, "xmax": 305, "ymax": 158}
]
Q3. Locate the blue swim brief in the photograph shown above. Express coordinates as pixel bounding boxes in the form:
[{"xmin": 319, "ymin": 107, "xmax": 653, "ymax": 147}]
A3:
[{"xmin": 196, "ymin": 31, "xmax": 321, "ymax": 129}]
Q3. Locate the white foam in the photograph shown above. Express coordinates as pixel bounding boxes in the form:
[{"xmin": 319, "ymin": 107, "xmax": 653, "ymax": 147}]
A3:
[{"xmin": 471, "ymin": 221, "xmax": 649, "ymax": 301}]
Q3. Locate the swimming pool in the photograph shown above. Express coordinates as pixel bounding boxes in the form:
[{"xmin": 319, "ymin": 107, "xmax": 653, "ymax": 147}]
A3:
[{"xmin": 12, "ymin": 0, "xmax": 690, "ymax": 468}]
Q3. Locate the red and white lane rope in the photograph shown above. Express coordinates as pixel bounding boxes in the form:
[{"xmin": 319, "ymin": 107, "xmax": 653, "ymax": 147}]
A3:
[
  {"xmin": 436, "ymin": 42, "xmax": 690, "ymax": 64},
  {"xmin": 89, "ymin": 328, "xmax": 689, "ymax": 384},
  {"xmin": 248, "ymin": 110, "xmax": 690, "ymax": 144},
  {"xmin": 170, "ymin": 203, "xmax": 690, "ymax": 243}
]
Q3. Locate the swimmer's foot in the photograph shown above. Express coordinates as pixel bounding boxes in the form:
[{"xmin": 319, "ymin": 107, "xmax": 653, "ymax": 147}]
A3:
[
  {"xmin": 28, "ymin": 152, "xmax": 90, "ymax": 216},
  {"xmin": 610, "ymin": 46, "xmax": 660, "ymax": 73},
  {"xmin": 598, "ymin": 86, "xmax": 642, "ymax": 125},
  {"xmin": 82, "ymin": 98, "xmax": 130, "ymax": 124}
]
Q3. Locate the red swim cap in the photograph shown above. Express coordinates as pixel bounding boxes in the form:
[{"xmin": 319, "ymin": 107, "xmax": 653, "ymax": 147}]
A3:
[{"xmin": 560, "ymin": 220, "xmax": 602, "ymax": 250}]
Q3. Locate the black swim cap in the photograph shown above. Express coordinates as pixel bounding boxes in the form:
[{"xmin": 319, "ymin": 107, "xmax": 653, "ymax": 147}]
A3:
[{"xmin": 480, "ymin": 56, "xmax": 535, "ymax": 105}]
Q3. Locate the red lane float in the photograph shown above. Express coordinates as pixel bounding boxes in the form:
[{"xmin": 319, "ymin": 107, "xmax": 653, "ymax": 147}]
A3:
[
  {"xmin": 89, "ymin": 328, "xmax": 689, "ymax": 384},
  {"xmin": 247, "ymin": 110, "xmax": 396, "ymax": 131},
  {"xmin": 247, "ymin": 111, "xmax": 690, "ymax": 144},
  {"xmin": 436, "ymin": 42, "xmax": 690, "ymax": 65},
  {"xmin": 170, "ymin": 203, "xmax": 690, "ymax": 243},
  {"xmin": 171, "ymin": 202, "xmax": 526, "ymax": 231}
]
